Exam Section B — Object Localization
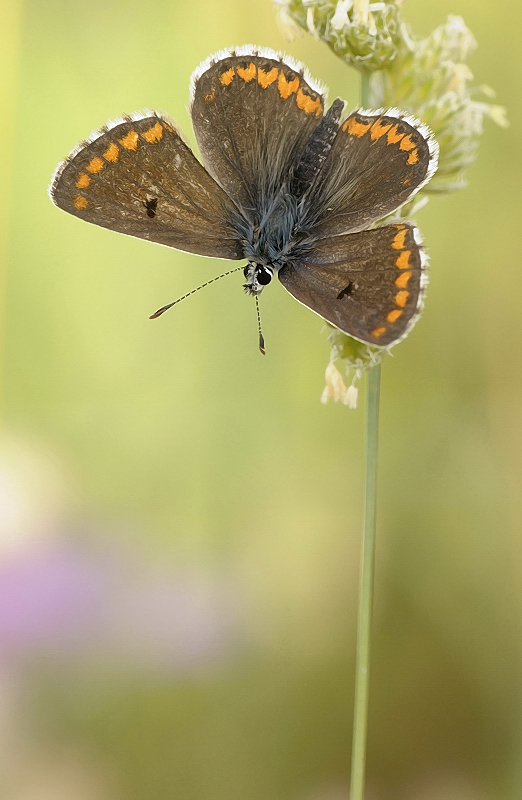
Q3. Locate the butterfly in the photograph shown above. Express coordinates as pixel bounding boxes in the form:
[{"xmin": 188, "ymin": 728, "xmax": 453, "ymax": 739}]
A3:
[{"xmin": 49, "ymin": 46, "xmax": 438, "ymax": 351}]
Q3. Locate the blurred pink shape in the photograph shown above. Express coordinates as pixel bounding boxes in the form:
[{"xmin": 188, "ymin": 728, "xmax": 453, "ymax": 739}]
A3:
[
  {"xmin": 0, "ymin": 544, "xmax": 106, "ymax": 654},
  {"xmin": 0, "ymin": 541, "xmax": 238, "ymax": 672}
]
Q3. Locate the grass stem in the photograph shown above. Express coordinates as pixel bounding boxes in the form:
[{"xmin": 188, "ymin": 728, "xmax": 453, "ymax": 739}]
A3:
[{"xmin": 349, "ymin": 69, "xmax": 381, "ymax": 800}]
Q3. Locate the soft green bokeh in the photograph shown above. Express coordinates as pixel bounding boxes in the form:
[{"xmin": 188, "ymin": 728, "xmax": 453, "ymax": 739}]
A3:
[{"xmin": 1, "ymin": 1, "xmax": 521, "ymax": 798}]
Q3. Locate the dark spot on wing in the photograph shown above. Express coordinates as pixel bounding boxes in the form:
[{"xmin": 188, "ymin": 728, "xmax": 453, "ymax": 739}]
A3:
[
  {"xmin": 143, "ymin": 197, "xmax": 158, "ymax": 218},
  {"xmin": 337, "ymin": 281, "xmax": 353, "ymax": 300}
]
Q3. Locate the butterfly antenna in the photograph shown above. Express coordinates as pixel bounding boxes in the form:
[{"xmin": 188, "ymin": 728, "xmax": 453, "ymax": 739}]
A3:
[
  {"xmin": 149, "ymin": 266, "xmax": 244, "ymax": 319},
  {"xmin": 255, "ymin": 295, "xmax": 266, "ymax": 355}
]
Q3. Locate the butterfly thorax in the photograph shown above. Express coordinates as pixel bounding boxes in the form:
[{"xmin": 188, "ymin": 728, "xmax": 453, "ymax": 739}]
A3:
[{"xmin": 236, "ymin": 191, "xmax": 316, "ymax": 296}]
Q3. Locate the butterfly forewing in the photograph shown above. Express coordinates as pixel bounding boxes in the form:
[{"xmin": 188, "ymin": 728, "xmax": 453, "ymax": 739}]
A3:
[
  {"xmin": 50, "ymin": 114, "xmax": 243, "ymax": 260},
  {"xmin": 304, "ymin": 112, "xmax": 438, "ymax": 238},
  {"xmin": 191, "ymin": 51, "xmax": 325, "ymax": 210},
  {"xmin": 278, "ymin": 224, "xmax": 426, "ymax": 347}
]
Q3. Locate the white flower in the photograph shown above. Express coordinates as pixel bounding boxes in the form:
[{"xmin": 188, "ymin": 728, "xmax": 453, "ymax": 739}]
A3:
[
  {"xmin": 443, "ymin": 14, "xmax": 477, "ymax": 61},
  {"xmin": 344, "ymin": 384, "xmax": 359, "ymax": 409},
  {"xmin": 487, "ymin": 104, "xmax": 509, "ymax": 128},
  {"xmin": 321, "ymin": 362, "xmax": 349, "ymax": 404},
  {"xmin": 331, "ymin": 0, "xmax": 353, "ymax": 31},
  {"xmin": 353, "ymin": 0, "xmax": 370, "ymax": 25},
  {"xmin": 320, "ymin": 362, "xmax": 365, "ymax": 409},
  {"xmin": 276, "ymin": 6, "xmax": 304, "ymax": 39},
  {"xmin": 306, "ymin": 6, "xmax": 319, "ymax": 37}
]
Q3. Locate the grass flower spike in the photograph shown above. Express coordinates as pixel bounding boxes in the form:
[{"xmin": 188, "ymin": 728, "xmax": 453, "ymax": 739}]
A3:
[{"xmin": 372, "ymin": 14, "xmax": 508, "ymax": 193}]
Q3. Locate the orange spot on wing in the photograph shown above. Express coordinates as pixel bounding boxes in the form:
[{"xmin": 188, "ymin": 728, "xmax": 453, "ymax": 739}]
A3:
[
  {"xmin": 401, "ymin": 175, "xmax": 412, "ymax": 187},
  {"xmin": 86, "ymin": 156, "xmax": 104, "ymax": 173},
  {"xmin": 73, "ymin": 195, "xmax": 88, "ymax": 210},
  {"xmin": 296, "ymin": 88, "xmax": 322, "ymax": 116},
  {"xmin": 258, "ymin": 67, "xmax": 278, "ymax": 88},
  {"xmin": 278, "ymin": 72, "xmax": 299, "ymax": 99},
  {"xmin": 142, "ymin": 122, "xmax": 163, "ymax": 143},
  {"xmin": 237, "ymin": 63, "xmax": 256, "ymax": 82},
  {"xmin": 386, "ymin": 309, "xmax": 403, "ymax": 323},
  {"xmin": 370, "ymin": 119, "xmax": 392, "ymax": 140},
  {"xmin": 387, "ymin": 124, "xmax": 404, "ymax": 144},
  {"xmin": 396, "ymin": 250, "xmax": 411, "ymax": 269},
  {"xmin": 102, "ymin": 143, "xmax": 119, "ymax": 162},
  {"xmin": 204, "ymin": 91, "xmax": 215, "ymax": 102},
  {"xmin": 407, "ymin": 148, "xmax": 419, "ymax": 165},
  {"xmin": 344, "ymin": 116, "xmax": 372, "ymax": 137},
  {"xmin": 75, "ymin": 172, "xmax": 91, "ymax": 189},
  {"xmin": 395, "ymin": 271, "xmax": 412, "ymax": 289},
  {"xmin": 219, "ymin": 68, "xmax": 235, "ymax": 86},
  {"xmin": 399, "ymin": 134, "xmax": 416, "ymax": 151},
  {"xmin": 119, "ymin": 130, "xmax": 139, "ymax": 150},
  {"xmin": 395, "ymin": 290, "xmax": 410, "ymax": 307},
  {"xmin": 391, "ymin": 229, "xmax": 408, "ymax": 249},
  {"xmin": 371, "ymin": 326, "xmax": 387, "ymax": 339}
]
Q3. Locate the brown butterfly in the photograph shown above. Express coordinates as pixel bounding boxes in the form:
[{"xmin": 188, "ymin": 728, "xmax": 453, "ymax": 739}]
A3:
[{"xmin": 50, "ymin": 46, "xmax": 438, "ymax": 350}]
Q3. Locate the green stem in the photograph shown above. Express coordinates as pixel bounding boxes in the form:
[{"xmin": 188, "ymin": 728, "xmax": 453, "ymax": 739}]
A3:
[
  {"xmin": 360, "ymin": 71, "xmax": 372, "ymax": 107},
  {"xmin": 349, "ymin": 363, "xmax": 381, "ymax": 800},
  {"xmin": 349, "ymin": 68, "xmax": 380, "ymax": 800}
]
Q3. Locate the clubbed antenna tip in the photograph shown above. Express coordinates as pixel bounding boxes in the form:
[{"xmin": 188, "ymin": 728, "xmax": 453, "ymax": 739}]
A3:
[{"xmin": 255, "ymin": 296, "xmax": 266, "ymax": 355}]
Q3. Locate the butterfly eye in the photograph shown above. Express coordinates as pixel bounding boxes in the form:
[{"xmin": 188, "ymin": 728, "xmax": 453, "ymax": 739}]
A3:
[{"xmin": 256, "ymin": 266, "xmax": 273, "ymax": 286}]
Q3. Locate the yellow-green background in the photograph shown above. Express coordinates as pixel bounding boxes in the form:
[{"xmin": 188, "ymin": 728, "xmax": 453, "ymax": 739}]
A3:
[{"xmin": 1, "ymin": 0, "xmax": 521, "ymax": 798}]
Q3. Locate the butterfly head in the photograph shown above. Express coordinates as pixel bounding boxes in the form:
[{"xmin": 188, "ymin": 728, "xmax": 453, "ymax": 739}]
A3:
[{"xmin": 243, "ymin": 262, "xmax": 274, "ymax": 296}]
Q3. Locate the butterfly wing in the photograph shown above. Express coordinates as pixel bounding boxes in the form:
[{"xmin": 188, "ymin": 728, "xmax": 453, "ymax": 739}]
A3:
[
  {"xmin": 278, "ymin": 224, "xmax": 427, "ymax": 347},
  {"xmin": 302, "ymin": 110, "xmax": 438, "ymax": 238},
  {"xmin": 190, "ymin": 48, "xmax": 326, "ymax": 211},
  {"xmin": 50, "ymin": 113, "xmax": 243, "ymax": 260}
]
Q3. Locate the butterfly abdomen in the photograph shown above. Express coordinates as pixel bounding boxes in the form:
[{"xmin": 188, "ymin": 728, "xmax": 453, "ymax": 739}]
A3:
[{"xmin": 290, "ymin": 99, "xmax": 344, "ymax": 199}]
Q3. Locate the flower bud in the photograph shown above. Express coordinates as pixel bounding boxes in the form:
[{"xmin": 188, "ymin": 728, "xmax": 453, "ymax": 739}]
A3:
[{"xmin": 275, "ymin": 0, "xmax": 407, "ymax": 72}]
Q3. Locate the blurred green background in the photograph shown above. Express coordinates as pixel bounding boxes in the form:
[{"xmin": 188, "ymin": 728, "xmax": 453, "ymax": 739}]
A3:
[{"xmin": 1, "ymin": 0, "xmax": 521, "ymax": 798}]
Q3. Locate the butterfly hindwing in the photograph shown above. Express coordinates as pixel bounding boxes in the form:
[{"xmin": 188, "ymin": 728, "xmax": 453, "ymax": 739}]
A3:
[
  {"xmin": 190, "ymin": 48, "xmax": 326, "ymax": 211},
  {"xmin": 303, "ymin": 111, "xmax": 438, "ymax": 238},
  {"xmin": 50, "ymin": 114, "xmax": 243, "ymax": 260},
  {"xmin": 278, "ymin": 224, "xmax": 427, "ymax": 347}
]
